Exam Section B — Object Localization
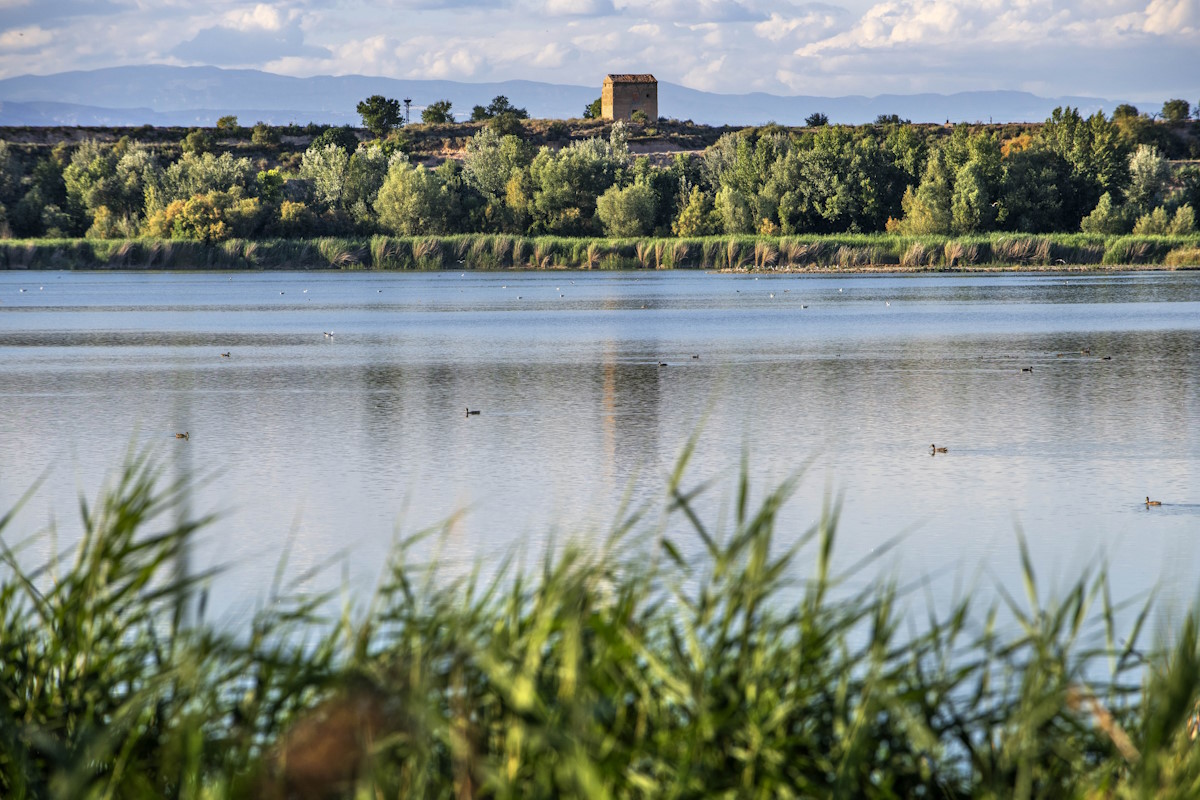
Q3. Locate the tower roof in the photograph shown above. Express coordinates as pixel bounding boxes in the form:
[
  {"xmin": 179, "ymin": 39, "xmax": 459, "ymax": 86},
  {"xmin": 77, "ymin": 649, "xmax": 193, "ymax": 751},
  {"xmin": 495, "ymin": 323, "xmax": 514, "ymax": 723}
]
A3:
[{"xmin": 604, "ymin": 74, "xmax": 657, "ymax": 84}]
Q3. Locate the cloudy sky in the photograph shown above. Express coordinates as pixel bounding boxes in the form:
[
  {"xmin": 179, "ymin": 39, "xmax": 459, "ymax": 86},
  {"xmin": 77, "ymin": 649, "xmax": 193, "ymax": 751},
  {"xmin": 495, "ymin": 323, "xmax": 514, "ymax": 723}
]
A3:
[{"xmin": 1, "ymin": 0, "xmax": 1197, "ymax": 100}]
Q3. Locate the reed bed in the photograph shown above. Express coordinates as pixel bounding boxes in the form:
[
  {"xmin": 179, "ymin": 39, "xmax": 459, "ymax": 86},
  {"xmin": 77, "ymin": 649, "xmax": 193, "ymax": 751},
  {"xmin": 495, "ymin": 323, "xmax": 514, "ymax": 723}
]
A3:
[
  {"xmin": 1, "ymin": 233, "xmax": 1198, "ymax": 271},
  {"xmin": 3, "ymin": 446, "xmax": 1200, "ymax": 798}
]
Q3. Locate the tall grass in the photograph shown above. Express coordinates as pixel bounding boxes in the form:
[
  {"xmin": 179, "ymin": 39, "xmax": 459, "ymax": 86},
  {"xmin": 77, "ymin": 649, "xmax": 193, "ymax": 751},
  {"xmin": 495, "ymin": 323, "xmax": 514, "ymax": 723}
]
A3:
[
  {"xmin": 1, "ymin": 232, "xmax": 1198, "ymax": 271},
  {"xmin": 4, "ymin": 445, "xmax": 1200, "ymax": 798}
]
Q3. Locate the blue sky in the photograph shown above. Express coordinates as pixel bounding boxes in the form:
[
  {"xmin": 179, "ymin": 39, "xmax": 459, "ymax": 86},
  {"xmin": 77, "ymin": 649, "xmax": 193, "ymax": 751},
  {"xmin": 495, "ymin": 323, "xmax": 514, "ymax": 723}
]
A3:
[{"xmin": 1, "ymin": 0, "xmax": 1197, "ymax": 100}]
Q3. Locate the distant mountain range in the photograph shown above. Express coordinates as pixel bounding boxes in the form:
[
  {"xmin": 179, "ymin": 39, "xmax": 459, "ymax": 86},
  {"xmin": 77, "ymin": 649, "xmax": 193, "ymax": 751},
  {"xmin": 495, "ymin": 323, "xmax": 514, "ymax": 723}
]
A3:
[{"xmin": 0, "ymin": 65, "xmax": 1141, "ymax": 128}]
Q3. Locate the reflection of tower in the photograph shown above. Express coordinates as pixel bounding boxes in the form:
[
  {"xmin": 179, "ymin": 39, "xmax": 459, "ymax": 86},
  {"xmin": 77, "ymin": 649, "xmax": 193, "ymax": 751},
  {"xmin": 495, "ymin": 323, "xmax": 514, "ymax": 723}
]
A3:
[
  {"xmin": 601, "ymin": 338, "xmax": 664, "ymax": 497},
  {"xmin": 403, "ymin": 98, "xmax": 412, "ymax": 125},
  {"xmin": 602, "ymin": 342, "xmax": 617, "ymax": 490}
]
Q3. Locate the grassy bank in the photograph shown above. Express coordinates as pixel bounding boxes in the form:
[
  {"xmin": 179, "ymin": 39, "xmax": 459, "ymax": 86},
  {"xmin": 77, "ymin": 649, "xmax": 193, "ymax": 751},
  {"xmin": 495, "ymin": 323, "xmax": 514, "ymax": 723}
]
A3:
[
  {"xmin": 2, "ymin": 448, "xmax": 1200, "ymax": 798},
  {"xmin": 2, "ymin": 232, "xmax": 1199, "ymax": 272}
]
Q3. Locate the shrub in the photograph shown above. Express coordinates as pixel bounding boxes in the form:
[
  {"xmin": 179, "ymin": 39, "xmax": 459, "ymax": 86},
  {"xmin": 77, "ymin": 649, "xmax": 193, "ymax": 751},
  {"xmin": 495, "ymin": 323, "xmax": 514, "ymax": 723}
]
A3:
[
  {"xmin": 253, "ymin": 121, "xmax": 279, "ymax": 145},
  {"xmin": 1080, "ymin": 192, "xmax": 1132, "ymax": 234},
  {"xmin": 1164, "ymin": 247, "xmax": 1200, "ymax": 267}
]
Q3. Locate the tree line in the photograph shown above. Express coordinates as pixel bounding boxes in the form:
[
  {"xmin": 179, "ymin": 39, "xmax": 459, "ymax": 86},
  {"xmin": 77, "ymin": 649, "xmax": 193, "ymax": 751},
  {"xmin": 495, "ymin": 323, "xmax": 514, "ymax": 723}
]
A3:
[{"xmin": 0, "ymin": 101, "xmax": 1197, "ymax": 244}]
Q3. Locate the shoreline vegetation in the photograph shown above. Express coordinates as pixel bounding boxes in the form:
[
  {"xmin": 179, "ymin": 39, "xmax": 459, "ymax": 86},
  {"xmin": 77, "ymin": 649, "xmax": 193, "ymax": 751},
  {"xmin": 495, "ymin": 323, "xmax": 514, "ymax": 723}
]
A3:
[
  {"xmin": 3, "ymin": 450, "xmax": 1200, "ymax": 797},
  {"xmin": 3, "ymin": 107, "xmax": 1199, "ymax": 263},
  {"xmin": 2, "ymin": 232, "xmax": 1200, "ymax": 272}
]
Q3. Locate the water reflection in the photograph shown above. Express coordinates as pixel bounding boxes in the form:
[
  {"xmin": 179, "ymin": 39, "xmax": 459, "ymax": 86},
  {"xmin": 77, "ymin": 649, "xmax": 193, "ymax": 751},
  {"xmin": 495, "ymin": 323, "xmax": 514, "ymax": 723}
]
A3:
[{"xmin": 1, "ymin": 269, "xmax": 1199, "ymax": 624}]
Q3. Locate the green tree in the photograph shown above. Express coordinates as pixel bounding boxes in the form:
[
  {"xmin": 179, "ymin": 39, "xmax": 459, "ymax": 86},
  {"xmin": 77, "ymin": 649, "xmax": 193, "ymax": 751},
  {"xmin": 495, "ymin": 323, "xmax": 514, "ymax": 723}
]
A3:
[
  {"xmin": 998, "ymin": 146, "xmax": 1070, "ymax": 232},
  {"xmin": 462, "ymin": 127, "xmax": 532, "ymax": 199},
  {"xmin": 310, "ymin": 126, "xmax": 360, "ymax": 154},
  {"xmin": 145, "ymin": 152, "xmax": 253, "ymax": 214},
  {"xmin": 345, "ymin": 145, "xmax": 406, "ymax": 223},
  {"xmin": 883, "ymin": 124, "xmax": 927, "ymax": 187},
  {"xmin": 216, "ymin": 115, "xmax": 240, "ymax": 133},
  {"xmin": 1079, "ymin": 192, "xmax": 1132, "ymax": 234},
  {"xmin": 1132, "ymin": 206, "xmax": 1171, "ymax": 235},
  {"xmin": 805, "ymin": 112, "xmax": 829, "ymax": 127},
  {"xmin": 486, "ymin": 95, "xmax": 528, "ymax": 119},
  {"xmin": 672, "ymin": 185, "xmax": 718, "ymax": 236},
  {"xmin": 950, "ymin": 162, "xmax": 995, "ymax": 233},
  {"xmin": 256, "ymin": 169, "xmax": 284, "ymax": 205},
  {"xmin": 486, "ymin": 112, "xmax": 526, "ymax": 137},
  {"xmin": 1161, "ymin": 99, "xmax": 1190, "ymax": 124},
  {"xmin": 596, "ymin": 181, "xmax": 656, "ymax": 237},
  {"xmin": 356, "ymin": 95, "xmax": 403, "ymax": 138},
  {"xmin": 1168, "ymin": 204, "xmax": 1196, "ymax": 234},
  {"xmin": 1037, "ymin": 107, "xmax": 1129, "ymax": 226},
  {"xmin": 1112, "ymin": 104, "xmax": 1139, "ymax": 120},
  {"xmin": 472, "ymin": 96, "xmax": 529, "ymax": 121},
  {"xmin": 1134, "ymin": 204, "xmax": 1197, "ymax": 235},
  {"xmin": 895, "ymin": 148, "xmax": 953, "ymax": 234},
  {"xmin": 714, "ymin": 185, "xmax": 753, "ymax": 234},
  {"xmin": 62, "ymin": 140, "xmax": 118, "ymax": 233},
  {"xmin": 527, "ymin": 130, "xmax": 628, "ymax": 234},
  {"xmin": 1173, "ymin": 165, "xmax": 1200, "ymax": 212},
  {"xmin": 10, "ymin": 154, "xmax": 68, "ymax": 237},
  {"xmin": 251, "ymin": 122, "xmax": 280, "ymax": 146},
  {"xmin": 374, "ymin": 162, "xmax": 450, "ymax": 235},
  {"xmin": 300, "ymin": 143, "xmax": 351, "ymax": 211},
  {"xmin": 0, "ymin": 140, "xmax": 24, "ymax": 212},
  {"xmin": 1126, "ymin": 144, "xmax": 1170, "ymax": 213},
  {"xmin": 181, "ymin": 128, "xmax": 214, "ymax": 155},
  {"xmin": 583, "ymin": 98, "xmax": 602, "ymax": 119},
  {"xmin": 141, "ymin": 189, "xmax": 262, "ymax": 243},
  {"xmin": 421, "ymin": 100, "xmax": 454, "ymax": 124}
]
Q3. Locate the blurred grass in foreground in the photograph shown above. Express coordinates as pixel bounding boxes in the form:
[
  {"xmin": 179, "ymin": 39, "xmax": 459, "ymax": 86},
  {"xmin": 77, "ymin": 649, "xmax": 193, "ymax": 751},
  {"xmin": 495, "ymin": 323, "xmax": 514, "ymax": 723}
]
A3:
[{"xmin": 2, "ymin": 443, "xmax": 1200, "ymax": 799}]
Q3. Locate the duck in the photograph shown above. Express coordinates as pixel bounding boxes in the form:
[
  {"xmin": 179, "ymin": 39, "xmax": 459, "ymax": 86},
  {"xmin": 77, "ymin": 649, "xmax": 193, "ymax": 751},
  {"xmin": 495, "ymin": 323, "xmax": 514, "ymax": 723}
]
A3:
[
  {"xmin": 465, "ymin": 407, "xmax": 481, "ymax": 416},
  {"xmin": 220, "ymin": 352, "xmax": 231, "ymax": 358},
  {"xmin": 175, "ymin": 432, "xmax": 189, "ymax": 440},
  {"xmin": 1145, "ymin": 497, "xmax": 1162, "ymax": 506},
  {"xmin": 1021, "ymin": 366, "xmax": 1033, "ymax": 372},
  {"xmin": 930, "ymin": 444, "xmax": 947, "ymax": 453}
]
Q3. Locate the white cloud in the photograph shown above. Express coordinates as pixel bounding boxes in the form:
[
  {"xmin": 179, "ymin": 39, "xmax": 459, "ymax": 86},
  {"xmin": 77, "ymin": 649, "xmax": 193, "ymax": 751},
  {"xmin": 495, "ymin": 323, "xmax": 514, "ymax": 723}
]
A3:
[
  {"xmin": 413, "ymin": 43, "xmax": 486, "ymax": 79},
  {"xmin": 0, "ymin": 0, "xmax": 1196, "ymax": 103},
  {"xmin": 225, "ymin": 4, "xmax": 287, "ymax": 32},
  {"xmin": 543, "ymin": 0, "xmax": 612, "ymax": 15},
  {"xmin": 680, "ymin": 55, "xmax": 727, "ymax": 91},
  {"xmin": 0, "ymin": 25, "xmax": 51, "ymax": 50},
  {"xmin": 530, "ymin": 41, "xmax": 571, "ymax": 67},
  {"xmin": 753, "ymin": 9, "xmax": 846, "ymax": 42},
  {"xmin": 1143, "ymin": 0, "xmax": 1200, "ymax": 33},
  {"xmin": 612, "ymin": 0, "xmax": 757, "ymax": 22}
]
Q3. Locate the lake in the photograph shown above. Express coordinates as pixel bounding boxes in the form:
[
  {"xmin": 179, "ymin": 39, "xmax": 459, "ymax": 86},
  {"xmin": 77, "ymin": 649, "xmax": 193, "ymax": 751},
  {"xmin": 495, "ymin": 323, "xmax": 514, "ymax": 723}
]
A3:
[{"xmin": 1, "ymin": 269, "xmax": 1199, "ymax": 626}]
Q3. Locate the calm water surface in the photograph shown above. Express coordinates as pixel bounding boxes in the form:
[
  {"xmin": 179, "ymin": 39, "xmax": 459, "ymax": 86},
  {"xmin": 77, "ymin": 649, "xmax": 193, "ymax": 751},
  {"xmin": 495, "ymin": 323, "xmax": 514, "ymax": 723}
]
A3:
[{"xmin": 1, "ymin": 269, "xmax": 1199, "ymax": 623}]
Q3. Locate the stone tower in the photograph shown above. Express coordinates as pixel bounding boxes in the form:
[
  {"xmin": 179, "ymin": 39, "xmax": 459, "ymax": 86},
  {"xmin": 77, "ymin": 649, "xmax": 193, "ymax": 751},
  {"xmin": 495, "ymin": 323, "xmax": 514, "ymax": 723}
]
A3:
[{"xmin": 602, "ymin": 74, "xmax": 658, "ymax": 122}]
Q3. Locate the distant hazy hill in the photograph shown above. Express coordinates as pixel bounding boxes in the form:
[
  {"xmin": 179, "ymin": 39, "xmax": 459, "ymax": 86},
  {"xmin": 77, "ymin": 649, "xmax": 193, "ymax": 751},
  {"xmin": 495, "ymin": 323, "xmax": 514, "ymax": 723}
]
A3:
[{"xmin": 0, "ymin": 65, "xmax": 1135, "ymax": 127}]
